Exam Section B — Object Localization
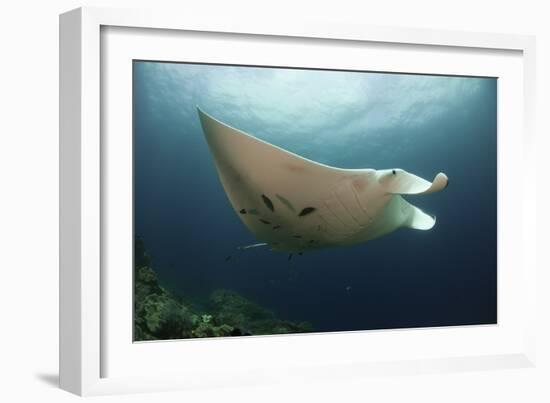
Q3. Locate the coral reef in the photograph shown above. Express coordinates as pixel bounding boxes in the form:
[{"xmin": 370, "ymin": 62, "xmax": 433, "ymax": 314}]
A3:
[
  {"xmin": 208, "ymin": 289, "xmax": 312, "ymax": 336},
  {"xmin": 134, "ymin": 237, "xmax": 312, "ymax": 341}
]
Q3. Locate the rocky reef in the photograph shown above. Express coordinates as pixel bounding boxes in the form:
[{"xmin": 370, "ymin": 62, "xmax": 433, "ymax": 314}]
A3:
[{"xmin": 134, "ymin": 237, "xmax": 312, "ymax": 341}]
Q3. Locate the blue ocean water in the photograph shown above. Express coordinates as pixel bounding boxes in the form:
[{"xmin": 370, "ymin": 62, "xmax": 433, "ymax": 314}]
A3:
[{"xmin": 133, "ymin": 61, "xmax": 497, "ymax": 333}]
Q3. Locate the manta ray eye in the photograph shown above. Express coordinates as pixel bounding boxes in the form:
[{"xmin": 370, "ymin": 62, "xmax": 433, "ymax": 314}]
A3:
[{"xmin": 392, "ymin": 169, "xmax": 396, "ymax": 175}]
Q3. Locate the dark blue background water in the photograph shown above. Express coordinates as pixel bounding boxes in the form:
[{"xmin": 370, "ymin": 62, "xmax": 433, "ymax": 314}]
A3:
[{"xmin": 134, "ymin": 61, "xmax": 497, "ymax": 332}]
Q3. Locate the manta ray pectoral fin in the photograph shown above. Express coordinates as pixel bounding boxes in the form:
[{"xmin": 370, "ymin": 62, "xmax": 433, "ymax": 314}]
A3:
[
  {"xmin": 388, "ymin": 171, "xmax": 449, "ymax": 195},
  {"xmin": 406, "ymin": 205, "xmax": 436, "ymax": 230}
]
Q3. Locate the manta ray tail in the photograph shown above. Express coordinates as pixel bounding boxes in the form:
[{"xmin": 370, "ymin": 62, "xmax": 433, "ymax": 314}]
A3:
[
  {"xmin": 237, "ymin": 242, "xmax": 269, "ymax": 250},
  {"xmin": 225, "ymin": 242, "xmax": 269, "ymax": 262}
]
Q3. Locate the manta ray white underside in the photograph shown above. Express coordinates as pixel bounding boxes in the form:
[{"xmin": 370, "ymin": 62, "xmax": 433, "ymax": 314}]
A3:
[{"xmin": 198, "ymin": 107, "xmax": 449, "ymax": 253}]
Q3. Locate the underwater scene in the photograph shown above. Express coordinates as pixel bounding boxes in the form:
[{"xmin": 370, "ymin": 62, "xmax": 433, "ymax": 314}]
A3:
[{"xmin": 133, "ymin": 61, "xmax": 497, "ymax": 341}]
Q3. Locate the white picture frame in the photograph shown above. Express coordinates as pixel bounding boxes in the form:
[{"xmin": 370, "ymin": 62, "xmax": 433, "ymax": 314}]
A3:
[{"xmin": 59, "ymin": 6, "xmax": 537, "ymax": 396}]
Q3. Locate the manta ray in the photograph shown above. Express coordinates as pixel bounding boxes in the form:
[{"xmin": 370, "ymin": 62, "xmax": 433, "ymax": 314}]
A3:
[{"xmin": 198, "ymin": 107, "xmax": 448, "ymax": 254}]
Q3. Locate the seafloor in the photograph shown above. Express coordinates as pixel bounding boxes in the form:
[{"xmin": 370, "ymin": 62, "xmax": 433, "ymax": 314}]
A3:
[{"xmin": 134, "ymin": 237, "xmax": 313, "ymax": 341}]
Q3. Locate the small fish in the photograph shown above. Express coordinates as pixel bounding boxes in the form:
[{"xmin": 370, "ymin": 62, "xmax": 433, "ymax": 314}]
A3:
[
  {"xmin": 272, "ymin": 225, "xmax": 281, "ymax": 230},
  {"xmin": 259, "ymin": 219, "xmax": 271, "ymax": 224},
  {"xmin": 239, "ymin": 209, "xmax": 247, "ymax": 214}
]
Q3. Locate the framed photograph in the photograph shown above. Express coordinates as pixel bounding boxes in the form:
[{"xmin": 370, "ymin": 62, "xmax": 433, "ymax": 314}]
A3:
[{"xmin": 60, "ymin": 7, "xmax": 537, "ymax": 396}]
